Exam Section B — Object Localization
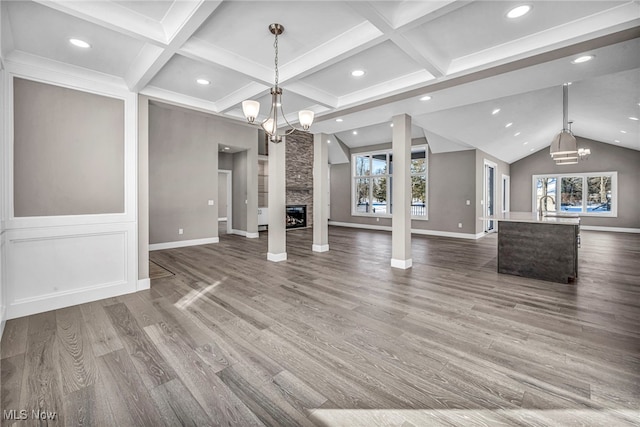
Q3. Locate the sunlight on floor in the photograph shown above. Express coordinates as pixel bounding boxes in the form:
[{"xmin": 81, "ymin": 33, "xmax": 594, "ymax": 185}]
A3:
[{"xmin": 174, "ymin": 281, "xmax": 221, "ymax": 309}]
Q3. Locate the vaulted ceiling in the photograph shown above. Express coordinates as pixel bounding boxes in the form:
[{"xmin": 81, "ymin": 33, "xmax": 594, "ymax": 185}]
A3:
[{"xmin": 2, "ymin": 1, "xmax": 639, "ymax": 163}]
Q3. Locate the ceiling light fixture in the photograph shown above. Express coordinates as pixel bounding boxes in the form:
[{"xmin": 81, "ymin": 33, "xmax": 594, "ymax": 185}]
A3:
[
  {"xmin": 629, "ymin": 117, "xmax": 639, "ymax": 121},
  {"xmin": 196, "ymin": 78, "xmax": 210, "ymax": 85},
  {"xmin": 572, "ymin": 55, "xmax": 594, "ymax": 64},
  {"xmin": 514, "ymin": 132, "xmax": 521, "ymax": 136},
  {"xmin": 353, "ymin": 131, "xmax": 358, "ymax": 135},
  {"xmin": 523, "ymin": 141, "xmax": 529, "ymax": 145},
  {"xmin": 242, "ymin": 24, "xmax": 314, "ymax": 143},
  {"xmin": 390, "ymin": 123, "xmax": 394, "ymax": 127},
  {"xmin": 420, "ymin": 95, "xmax": 432, "ymax": 101},
  {"xmin": 336, "ymin": 118, "xmax": 343, "ymax": 122},
  {"xmin": 505, "ymin": 122, "xmax": 513, "ymax": 128},
  {"xmin": 351, "ymin": 70, "xmax": 366, "ymax": 77},
  {"xmin": 492, "ymin": 108, "xmax": 501, "ymax": 115},
  {"xmin": 620, "ymin": 130, "xmax": 627, "ymax": 133},
  {"xmin": 507, "ymin": 5, "xmax": 531, "ymax": 19},
  {"xmin": 69, "ymin": 38, "xmax": 91, "ymax": 48},
  {"xmin": 549, "ymin": 83, "xmax": 591, "ymax": 165}
]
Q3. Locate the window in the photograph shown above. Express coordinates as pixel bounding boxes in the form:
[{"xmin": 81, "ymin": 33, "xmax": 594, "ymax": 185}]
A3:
[
  {"xmin": 532, "ymin": 172, "xmax": 617, "ymax": 216},
  {"xmin": 352, "ymin": 146, "xmax": 427, "ymax": 218}
]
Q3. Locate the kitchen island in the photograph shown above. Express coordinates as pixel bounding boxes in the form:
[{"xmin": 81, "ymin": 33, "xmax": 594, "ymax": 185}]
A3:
[{"xmin": 481, "ymin": 212, "xmax": 580, "ymax": 284}]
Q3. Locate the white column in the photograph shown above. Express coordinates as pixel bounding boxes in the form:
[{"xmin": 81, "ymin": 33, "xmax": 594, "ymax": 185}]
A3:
[
  {"xmin": 391, "ymin": 114, "xmax": 412, "ymax": 269},
  {"xmin": 312, "ymin": 133, "xmax": 329, "ymax": 252},
  {"xmin": 267, "ymin": 136, "xmax": 287, "ymax": 261}
]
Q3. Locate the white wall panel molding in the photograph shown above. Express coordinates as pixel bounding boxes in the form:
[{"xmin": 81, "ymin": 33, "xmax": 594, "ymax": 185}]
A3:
[
  {"xmin": 3, "ymin": 64, "xmax": 138, "ymax": 229},
  {"xmin": 5, "ymin": 222, "xmax": 138, "ymax": 319}
]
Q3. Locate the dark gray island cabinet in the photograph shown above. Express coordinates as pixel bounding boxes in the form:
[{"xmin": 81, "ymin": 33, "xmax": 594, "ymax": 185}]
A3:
[{"xmin": 481, "ymin": 212, "xmax": 580, "ymax": 284}]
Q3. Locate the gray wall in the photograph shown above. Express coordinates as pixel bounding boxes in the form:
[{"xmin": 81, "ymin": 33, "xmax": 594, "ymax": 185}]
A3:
[
  {"xmin": 149, "ymin": 103, "xmax": 218, "ymax": 244},
  {"xmin": 329, "ymin": 137, "xmax": 479, "ymax": 234},
  {"xmin": 13, "ymin": 77, "xmax": 124, "ymax": 216},
  {"xmin": 511, "ymin": 136, "xmax": 640, "ymax": 228},
  {"xmin": 232, "ymin": 151, "xmax": 248, "ymax": 231},
  {"xmin": 219, "ymin": 152, "xmax": 234, "ymax": 170}
]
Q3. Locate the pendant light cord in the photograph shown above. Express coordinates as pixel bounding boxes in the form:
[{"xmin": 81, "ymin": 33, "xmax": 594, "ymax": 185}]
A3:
[{"xmin": 274, "ymin": 32, "xmax": 279, "ymax": 89}]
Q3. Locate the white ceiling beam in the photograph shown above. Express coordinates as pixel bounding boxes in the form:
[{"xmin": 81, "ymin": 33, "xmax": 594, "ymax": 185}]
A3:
[
  {"xmin": 125, "ymin": 1, "xmax": 223, "ymax": 92},
  {"xmin": 284, "ymin": 82, "xmax": 339, "ymax": 109},
  {"xmin": 33, "ymin": 0, "xmax": 167, "ymax": 45},
  {"xmin": 449, "ymin": 2, "xmax": 640, "ymax": 75},
  {"xmin": 1, "ymin": 2, "xmax": 15, "ymax": 62},
  {"xmin": 278, "ymin": 22, "xmax": 385, "ymax": 84},
  {"xmin": 215, "ymin": 82, "xmax": 270, "ymax": 113},
  {"xmin": 180, "ymin": 39, "xmax": 273, "ymax": 85},
  {"xmin": 140, "ymin": 86, "xmax": 219, "ymax": 114},
  {"xmin": 347, "ymin": 2, "xmax": 446, "ymax": 79}
]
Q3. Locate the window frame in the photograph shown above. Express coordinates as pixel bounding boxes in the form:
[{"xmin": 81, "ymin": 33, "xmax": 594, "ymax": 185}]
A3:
[
  {"xmin": 531, "ymin": 171, "xmax": 618, "ymax": 217},
  {"xmin": 351, "ymin": 145, "xmax": 428, "ymax": 220}
]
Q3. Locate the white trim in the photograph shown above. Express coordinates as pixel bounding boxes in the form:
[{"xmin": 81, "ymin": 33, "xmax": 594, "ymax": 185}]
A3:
[
  {"xmin": 231, "ymin": 229, "xmax": 247, "ymax": 237},
  {"xmin": 580, "ymin": 226, "xmax": 640, "ymax": 234},
  {"xmin": 312, "ymin": 244, "xmax": 330, "ymax": 252},
  {"xmin": 483, "ymin": 159, "xmax": 498, "ymax": 233},
  {"xmin": 391, "ymin": 258, "xmax": 413, "ymax": 269},
  {"xmin": 246, "ymin": 232, "xmax": 259, "ymax": 239},
  {"xmin": 149, "ymin": 237, "xmax": 219, "ymax": 251},
  {"xmin": 218, "ymin": 217, "xmax": 227, "ymax": 222},
  {"xmin": 137, "ymin": 278, "xmax": 150, "ymax": 290},
  {"xmin": 219, "ymin": 169, "xmax": 232, "ymax": 234},
  {"xmin": 267, "ymin": 252, "xmax": 287, "ymax": 262},
  {"xmin": 328, "ymin": 221, "xmax": 483, "ymax": 240},
  {"xmin": 502, "ymin": 174, "xmax": 510, "ymax": 213}
]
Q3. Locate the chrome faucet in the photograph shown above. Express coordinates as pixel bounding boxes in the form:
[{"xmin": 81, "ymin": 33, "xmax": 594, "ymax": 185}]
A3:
[{"xmin": 539, "ymin": 195, "xmax": 555, "ymax": 218}]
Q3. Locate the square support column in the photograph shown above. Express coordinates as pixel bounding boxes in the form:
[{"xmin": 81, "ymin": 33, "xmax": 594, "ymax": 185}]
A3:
[
  {"xmin": 267, "ymin": 136, "xmax": 287, "ymax": 261},
  {"xmin": 313, "ymin": 133, "xmax": 329, "ymax": 252},
  {"xmin": 391, "ymin": 114, "xmax": 412, "ymax": 269}
]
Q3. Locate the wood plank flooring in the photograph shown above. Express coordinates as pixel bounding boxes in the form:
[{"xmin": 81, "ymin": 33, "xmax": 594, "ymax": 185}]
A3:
[{"xmin": 2, "ymin": 227, "xmax": 639, "ymax": 426}]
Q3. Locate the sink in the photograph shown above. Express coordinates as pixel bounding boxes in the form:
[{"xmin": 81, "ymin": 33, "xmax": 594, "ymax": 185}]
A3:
[{"xmin": 543, "ymin": 212, "xmax": 579, "ymax": 218}]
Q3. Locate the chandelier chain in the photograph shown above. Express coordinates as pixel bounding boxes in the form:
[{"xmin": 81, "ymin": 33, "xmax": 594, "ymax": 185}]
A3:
[{"xmin": 274, "ymin": 32, "xmax": 279, "ymax": 88}]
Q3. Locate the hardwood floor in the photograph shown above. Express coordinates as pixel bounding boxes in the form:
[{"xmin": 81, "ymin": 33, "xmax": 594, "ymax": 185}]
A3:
[{"xmin": 2, "ymin": 227, "xmax": 639, "ymax": 426}]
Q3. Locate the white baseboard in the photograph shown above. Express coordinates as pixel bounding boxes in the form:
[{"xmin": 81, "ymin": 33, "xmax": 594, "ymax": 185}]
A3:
[
  {"xmin": 328, "ymin": 221, "xmax": 481, "ymax": 240},
  {"xmin": 137, "ymin": 278, "xmax": 150, "ymax": 290},
  {"xmin": 231, "ymin": 229, "xmax": 259, "ymax": 238},
  {"xmin": 391, "ymin": 258, "xmax": 413, "ymax": 269},
  {"xmin": 218, "ymin": 217, "xmax": 227, "ymax": 222},
  {"xmin": 580, "ymin": 226, "xmax": 640, "ymax": 233},
  {"xmin": 312, "ymin": 244, "xmax": 330, "ymax": 252},
  {"xmin": 149, "ymin": 237, "xmax": 219, "ymax": 251},
  {"xmin": 267, "ymin": 252, "xmax": 287, "ymax": 262}
]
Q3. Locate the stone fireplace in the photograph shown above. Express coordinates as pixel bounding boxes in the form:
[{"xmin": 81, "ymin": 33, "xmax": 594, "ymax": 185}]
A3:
[{"xmin": 286, "ymin": 205, "xmax": 307, "ymax": 229}]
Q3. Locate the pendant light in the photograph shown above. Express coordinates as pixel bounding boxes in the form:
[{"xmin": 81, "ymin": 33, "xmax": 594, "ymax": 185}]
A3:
[{"xmin": 550, "ymin": 83, "xmax": 578, "ymax": 161}]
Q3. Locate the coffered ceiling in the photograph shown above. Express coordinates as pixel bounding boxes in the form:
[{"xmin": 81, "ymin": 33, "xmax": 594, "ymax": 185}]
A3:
[{"xmin": 1, "ymin": 0, "xmax": 639, "ymax": 163}]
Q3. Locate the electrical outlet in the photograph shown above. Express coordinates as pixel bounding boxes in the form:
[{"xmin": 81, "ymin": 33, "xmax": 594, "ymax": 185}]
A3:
[
  {"xmin": 458, "ymin": 223, "xmax": 463, "ymax": 228},
  {"xmin": 466, "ymin": 200, "xmax": 471, "ymax": 205},
  {"xmin": 208, "ymin": 200, "xmax": 214, "ymax": 206},
  {"xmin": 376, "ymin": 217, "xmax": 380, "ymax": 222},
  {"xmin": 178, "ymin": 228, "xmax": 184, "ymax": 235}
]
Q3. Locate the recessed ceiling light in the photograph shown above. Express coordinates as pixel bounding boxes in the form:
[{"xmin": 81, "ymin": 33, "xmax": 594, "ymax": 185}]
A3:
[
  {"xmin": 530, "ymin": 148, "xmax": 534, "ymax": 152},
  {"xmin": 507, "ymin": 5, "xmax": 531, "ymax": 19},
  {"xmin": 492, "ymin": 108, "xmax": 501, "ymax": 115},
  {"xmin": 196, "ymin": 78, "xmax": 210, "ymax": 85},
  {"xmin": 336, "ymin": 118, "xmax": 343, "ymax": 122},
  {"xmin": 614, "ymin": 139, "xmax": 620, "ymax": 143},
  {"xmin": 620, "ymin": 130, "xmax": 627, "ymax": 133},
  {"xmin": 629, "ymin": 117, "xmax": 639, "ymax": 121},
  {"xmin": 224, "ymin": 147, "xmax": 230, "ymax": 150},
  {"xmin": 351, "ymin": 70, "xmax": 365, "ymax": 77},
  {"xmin": 523, "ymin": 141, "xmax": 529, "ymax": 145},
  {"xmin": 353, "ymin": 131, "xmax": 358, "ymax": 135},
  {"xmin": 572, "ymin": 55, "xmax": 594, "ymax": 64},
  {"xmin": 69, "ymin": 38, "xmax": 91, "ymax": 48},
  {"xmin": 327, "ymin": 140, "xmax": 331, "ymax": 144},
  {"xmin": 420, "ymin": 95, "xmax": 432, "ymax": 101},
  {"xmin": 514, "ymin": 132, "xmax": 521, "ymax": 136},
  {"xmin": 505, "ymin": 122, "xmax": 513, "ymax": 128},
  {"xmin": 390, "ymin": 123, "xmax": 394, "ymax": 127}
]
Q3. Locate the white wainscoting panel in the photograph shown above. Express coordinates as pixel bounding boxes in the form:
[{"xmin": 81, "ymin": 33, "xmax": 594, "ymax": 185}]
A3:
[{"xmin": 6, "ymin": 222, "xmax": 137, "ymax": 319}]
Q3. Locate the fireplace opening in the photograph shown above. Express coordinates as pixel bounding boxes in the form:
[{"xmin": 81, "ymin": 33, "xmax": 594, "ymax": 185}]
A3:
[{"xmin": 286, "ymin": 205, "xmax": 307, "ymax": 229}]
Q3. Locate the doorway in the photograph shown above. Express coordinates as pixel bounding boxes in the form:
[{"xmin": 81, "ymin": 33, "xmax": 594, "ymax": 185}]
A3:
[
  {"xmin": 484, "ymin": 160, "xmax": 497, "ymax": 233},
  {"xmin": 218, "ymin": 170, "xmax": 232, "ymax": 235}
]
